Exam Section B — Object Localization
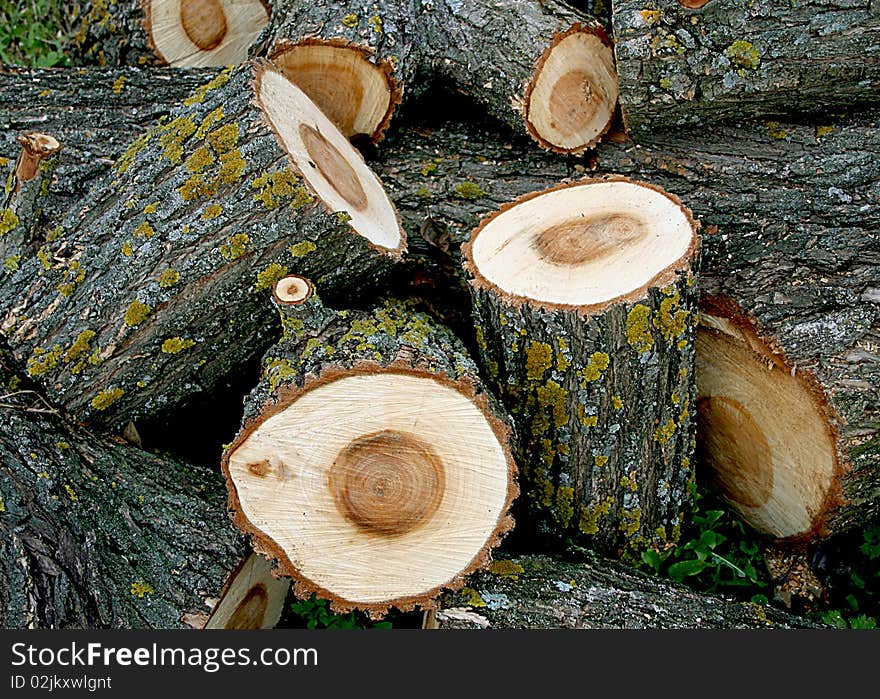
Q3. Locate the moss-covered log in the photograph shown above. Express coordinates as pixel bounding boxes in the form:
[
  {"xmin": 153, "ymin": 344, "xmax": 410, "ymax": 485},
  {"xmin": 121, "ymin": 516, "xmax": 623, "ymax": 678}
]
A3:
[
  {"xmin": 0, "ymin": 65, "xmax": 217, "ymax": 230},
  {"xmin": 613, "ymin": 0, "xmax": 880, "ymax": 136},
  {"xmin": 462, "ymin": 178, "xmax": 699, "ymax": 556},
  {"xmin": 67, "ymin": 1, "xmax": 271, "ymax": 68},
  {"xmin": 376, "ymin": 116, "xmax": 879, "ymax": 540},
  {"xmin": 222, "ymin": 275, "xmax": 517, "ymax": 615},
  {"xmin": 252, "ymin": 0, "xmax": 616, "ymax": 151},
  {"xmin": 435, "ymin": 554, "xmax": 825, "ymax": 629},
  {"xmin": 0, "ymin": 341, "xmax": 252, "ymax": 628},
  {"xmin": 0, "ymin": 62, "xmax": 404, "ymax": 430}
]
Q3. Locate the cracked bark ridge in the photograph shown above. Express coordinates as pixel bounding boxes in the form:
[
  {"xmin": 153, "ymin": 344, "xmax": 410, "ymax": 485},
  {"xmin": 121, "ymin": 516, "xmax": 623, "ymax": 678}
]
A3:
[
  {"xmin": 613, "ymin": 0, "xmax": 880, "ymax": 135},
  {"xmin": 0, "ymin": 62, "xmax": 404, "ymax": 430},
  {"xmin": 0, "ymin": 341, "xmax": 248, "ymax": 629},
  {"xmin": 222, "ymin": 277, "xmax": 517, "ymax": 616},
  {"xmin": 462, "ymin": 177, "xmax": 699, "ymax": 556},
  {"xmin": 436, "ymin": 554, "xmax": 825, "ymax": 629}
]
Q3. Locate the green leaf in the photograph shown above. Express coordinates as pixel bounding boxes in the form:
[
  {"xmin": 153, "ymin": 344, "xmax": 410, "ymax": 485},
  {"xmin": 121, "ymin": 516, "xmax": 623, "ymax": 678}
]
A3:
[
  {"xmin": 668, "ymin": 559, "xmax": 706, "ymax": 581},
  {"xmin": 641, "ymin": 549, "xmax": 662, "ymax": 572}
]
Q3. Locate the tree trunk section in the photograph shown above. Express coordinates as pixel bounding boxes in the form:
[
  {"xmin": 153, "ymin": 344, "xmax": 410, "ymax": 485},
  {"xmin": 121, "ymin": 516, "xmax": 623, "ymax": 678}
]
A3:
[
  {"xmin": 222, "ymin": 276, "xmax": 517, "ymax": 616},
  {"xmin": 67, "ymin": 1, "xmax": 271, "ymax": 68},
  {"xmin": 422, "ymin": 0, "xmax": 616, "ymax": 154},
  {"xmin": 252, "ymin": 0, "xmax": 420, "ymax": 143},
  {"xmin": 613, "ymin": 0, "xmax": 880, "ymax": 136},
  {"xmin": 461, "ymin": 179, "xmax": 699, "ymax": 556},
  {"xmin": 0, "ymin": 62, "xmax": 404, "ymax": 430},
  {"xmin": 0, "ymin": 342, "xmax": 253, "ymax": 628},
  {"xmin": 435, "ymin": 554, "xmax": 825, "ymax": 629}
]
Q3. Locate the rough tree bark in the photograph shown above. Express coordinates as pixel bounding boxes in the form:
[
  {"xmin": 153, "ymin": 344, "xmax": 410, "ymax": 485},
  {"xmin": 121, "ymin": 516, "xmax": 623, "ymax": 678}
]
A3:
[
  {"xmin": 0, "ymin": 62, "xmax": 404, "ymax": 430},
  {"xmin": 67, "ymin": 0, "xmax": 159, "ymax": 67},
  {"xmin": 0, "ymin": 65, "xmax": 216, "ymax": 225},
  {"xmin": 461, "ymin": 178, "xmax": 699, "ymax": 555},
  {"xmin": 435, "ymin": 554, "xmax": 825, "ymax": 629},
  {"xmin": 0, "ymin": 341, "xmax": 253, "ymax": 628},
  {"xmin": 613, "ymin": 0, "xmax": 880, "ymax": 135},
  {"xmin": 222, "ymin": 275, "xmax": 517, "ymax": 615}
]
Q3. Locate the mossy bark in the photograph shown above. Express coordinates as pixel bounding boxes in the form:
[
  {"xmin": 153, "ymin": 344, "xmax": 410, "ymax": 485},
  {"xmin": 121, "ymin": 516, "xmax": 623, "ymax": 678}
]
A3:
[
  {"xmin": 0, "ymin": 65, "xmax": 217, "ymax": 226},
  {"xmin": 465, "ymin": 262, "xmax": 697, "ymax": 556},
  {"xmin": 67, "ymin": 1, "xmax": 158, "ymax": 67},
  {"xmin": 375, "ymin": 117, "xmax": 880, "ymax": 538},
  {"xmin": 436, "ymin": 554, "xmax": 825, "ymax": 629},
  {"xmin": 0, "ymin": 341, "xmax": 246, "ymax": 629},
  {"xmin": 0, "ymin": 63, "xmax": 399, "ymax": 430},
  {"xmin": 231, "ymin": 290, "xmax": 511, "ymax": 451},
  {"xmin": 613, "ymin": 0, "xmax": 880, "ymax": 136}
]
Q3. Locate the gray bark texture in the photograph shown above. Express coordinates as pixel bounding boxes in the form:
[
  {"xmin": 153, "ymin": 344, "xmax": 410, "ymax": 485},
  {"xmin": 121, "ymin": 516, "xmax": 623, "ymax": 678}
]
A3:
[
  {"xmin": 67, "ymin": 1, "xmax": 158, "ymax": 67},
  {"xmin": 375, "ymin": 116, "xmax": 879, "ymax": 539},
  {"xmin": 0, "ymin": 341, "xmax": 246, "ymax": 629},
  {"xmin": 613, "ymin": 0, "xmax": 880, "ymax": 136},
  {"xmin": 0, "ymin": 62, "xmax": 400, "ymax": 430},
  {"xmin": 0, "ymin": 65, "xmax": 216, "ymax": 226},
  {"xmin": 436, "ymin": 553, "xmax": 826, "ymax": 629}
]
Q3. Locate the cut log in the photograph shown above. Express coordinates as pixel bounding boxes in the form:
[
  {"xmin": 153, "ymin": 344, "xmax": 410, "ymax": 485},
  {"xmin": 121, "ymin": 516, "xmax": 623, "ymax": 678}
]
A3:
[
  {"xmin": 0, "ymin": 341, "xmax": 290, "ymax": 629},
  {"xmin": 68, "ymin": 0, "xmax": 270, "ymax": 67},
  {"xmin": 0, "ymin": 133, "xmax": 61, "ymax": 266},
  {"xmin": 613, "ymin": 0, "xmax": 880, "ymax": 135},
  {"xmin": 696, "ymin": 296, "xmax": 878, "ymax": 540},
  {"xmin": 252, "ymin": 0, "xmax": 617, "ymax": 150},
  {"xmin": 434, "ymin": 554, "xmax": 825, "ymax": 629},
  {"xmin": 251, "ymin": 0, "xmax": 417, "ymax": 144},
  {"xmin": 203, "ymin": 551, "xmax": 290, "ymax": 629},
  {"xmin": 422, "ymin": 0, "xmax": 617, "ymax": 154},
  {"xmin": 0, "ymin": 66, "xmax": 217, "ymax": 225},
  {"xmin": 222, "ymin": 275, "xmax": 517, "ymax": 615},
  {"xmin": 462, "ymin": 177, "xmax": 700, "ymax": 555},
  {"xmin": 144, "ymin": 0, "xmax": 271, "ymax": 67},
  {"xmin": 376, "ymin": 117, "xmax": 879, "ymax": 541},
  {"xmin": 0, "ymin": 61, "xmax": 404, "ymax": 429}
]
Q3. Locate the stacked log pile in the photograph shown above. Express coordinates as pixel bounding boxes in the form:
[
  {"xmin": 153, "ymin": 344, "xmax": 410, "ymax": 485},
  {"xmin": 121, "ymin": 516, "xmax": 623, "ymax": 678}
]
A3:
[{"xmin": 1, "ymin": 0, "xmax": 876, "ymax": 628}]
